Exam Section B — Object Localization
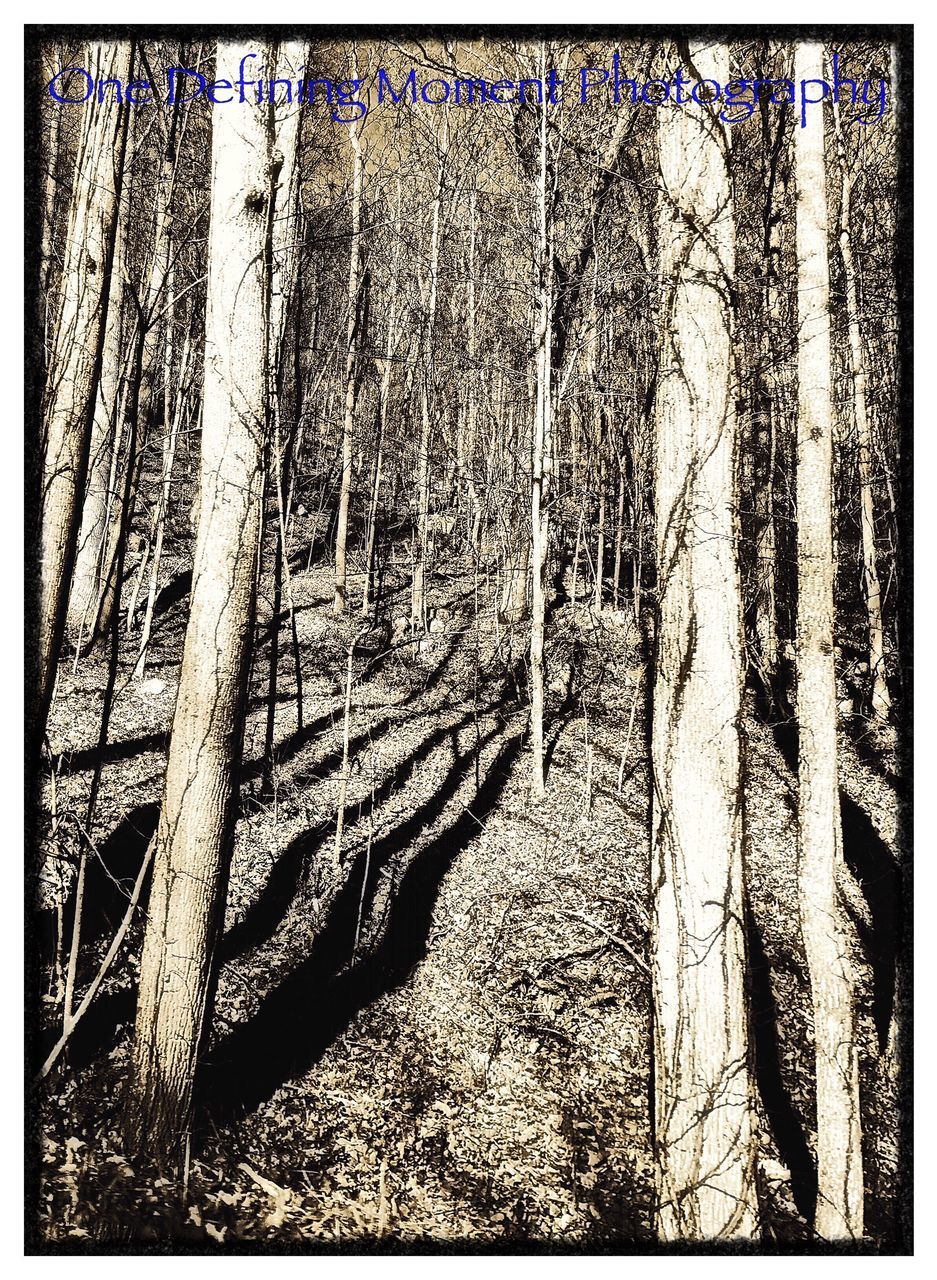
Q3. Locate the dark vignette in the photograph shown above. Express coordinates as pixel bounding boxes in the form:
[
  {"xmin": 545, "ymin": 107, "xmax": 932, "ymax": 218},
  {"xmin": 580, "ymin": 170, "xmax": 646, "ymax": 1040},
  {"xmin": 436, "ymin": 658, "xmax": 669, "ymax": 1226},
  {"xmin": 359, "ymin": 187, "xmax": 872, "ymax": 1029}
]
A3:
[{"xmin": 23, "ymin": 20, "xmax": 914, "ymax": 1259}]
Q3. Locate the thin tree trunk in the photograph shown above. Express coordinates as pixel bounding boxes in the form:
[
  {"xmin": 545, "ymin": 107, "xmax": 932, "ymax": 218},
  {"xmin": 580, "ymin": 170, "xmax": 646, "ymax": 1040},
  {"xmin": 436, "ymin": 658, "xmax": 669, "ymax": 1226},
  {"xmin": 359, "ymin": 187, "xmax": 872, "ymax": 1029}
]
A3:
[
  {"xmin": 35, "ymin": 40, "xmax": 132, "ymax": 760},
  {"xmin": 333, "ymin": 49, "xmax": 364, "ymax": 615},
  {"xmin": 753, "ymin": 82, "xmax": 786, "ymax": 675},
  {"xmin": 362, "ymin": 177, "xmax": 402, "ymax": 616},
  {"xmin": 594, "ymin": 418, "xmax": 606, "ymax": 614},
  {"xmin": 66, "ymin": 167, "xmax": 130, "ymax": 656},
  {"xmin": 794, "ymin": 41, "xmax": 864, "ymax": 1241},
  {"xmin": 133, "ymin": 288, "xmax": 191, "ymax": 680},
  {"xmin": 529, "ymin": 44, "xmax": 553, "ymax": 798},
  {"xmin": 834, "ymin": 102, "xmax": 890, "ymax": 720},
  {"xmin": 411, "ymin": 127, "xmax": 446, "ymax": 631},
  {"xmin": 612, "ymin": 461, "xmax": 625, "ymax": 609}
]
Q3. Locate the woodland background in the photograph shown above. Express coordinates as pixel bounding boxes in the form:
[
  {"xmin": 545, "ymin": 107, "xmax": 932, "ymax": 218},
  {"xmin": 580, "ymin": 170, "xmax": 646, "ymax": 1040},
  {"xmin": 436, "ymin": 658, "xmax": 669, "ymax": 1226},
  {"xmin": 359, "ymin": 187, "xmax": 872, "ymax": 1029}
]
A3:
[{"xmin": 26, "ymin": 29, "xmax": 911, "ymax": 1251}]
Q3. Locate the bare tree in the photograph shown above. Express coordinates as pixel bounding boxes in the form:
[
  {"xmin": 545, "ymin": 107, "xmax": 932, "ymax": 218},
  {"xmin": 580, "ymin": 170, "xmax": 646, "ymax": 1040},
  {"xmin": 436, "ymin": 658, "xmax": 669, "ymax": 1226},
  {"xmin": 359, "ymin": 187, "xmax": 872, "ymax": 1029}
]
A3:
[
  {"xmin": 833, "ymin": 93, "xmax": 891, "ymax": 720},
  {"xmin": 126, "ymin": 40, "xmax": 300, "ymax": 1161},
  {"xmin": 333, "ymin": 44, "xmax": 365, "ymax": 615},
  {"xmin": 529, "ymin": 42, "xmax": 555, "ymax": 799},
  {"xmin": 650, "ymin": 41, "xmax": 759, "ymax": 1241},
  {"xmin": 35, "ymin": 41, "xmax": 132, "ymax": 757},
  {"xmin": 794, "ymin": 40, "xmax": 864, "ymax": 1242}
]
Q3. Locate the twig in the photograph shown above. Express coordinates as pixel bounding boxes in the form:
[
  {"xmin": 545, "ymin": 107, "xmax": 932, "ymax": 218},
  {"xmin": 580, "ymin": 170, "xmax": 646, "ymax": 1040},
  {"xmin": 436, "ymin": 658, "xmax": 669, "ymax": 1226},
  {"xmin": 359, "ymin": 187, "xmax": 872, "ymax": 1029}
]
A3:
[
  {"xmin": 39, "ymin": 833, "xmax": 156, "ymax": 1079},
  {"xmin": 553, "ymin": 908, "xmax": 651, "ymax": 974},
  {"xmin": 618, "ymin": 664, "xmax": 645, "ymax": 794}
]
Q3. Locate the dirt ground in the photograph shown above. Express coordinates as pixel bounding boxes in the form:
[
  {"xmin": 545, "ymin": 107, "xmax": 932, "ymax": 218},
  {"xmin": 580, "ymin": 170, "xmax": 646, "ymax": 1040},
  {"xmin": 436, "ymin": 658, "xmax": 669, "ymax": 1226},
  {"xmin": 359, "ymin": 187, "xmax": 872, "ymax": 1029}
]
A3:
[{"xmin": 33, "ymin": 541, "xmax": 907, "ymax": 1249}]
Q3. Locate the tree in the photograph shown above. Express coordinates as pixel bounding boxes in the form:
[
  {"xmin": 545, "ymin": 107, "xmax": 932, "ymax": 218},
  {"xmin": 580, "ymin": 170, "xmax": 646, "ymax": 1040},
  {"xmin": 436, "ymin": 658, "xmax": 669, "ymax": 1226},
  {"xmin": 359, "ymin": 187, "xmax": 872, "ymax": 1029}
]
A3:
[
  {"xmin": 126, "ymin": 40, "xmax": 301, "ymax": 1161},
  {"xmin": 34, "ymin": 41, "xmax": 132, "ymax": 758},
  {"xmin": 528, "ymin": 42, "xmax": 555, "ymax": 799},
  {"xmin": 333, "ymin": 44, "xmax": 365, "ymax": 615},
  {"xmin": 833, "ymin": 94, "xmax": 891, "ymax": 720},
  {"xmin": 650, "ymin": 41, "xmax": 759, "ymax": 1240},
  {"xmin": 793, "ymin": 40, "xmax": 865, "ymax": 1241},
  {"xmin": 64, "ymin": 171, "xmax": 129, "ymax": 655}
]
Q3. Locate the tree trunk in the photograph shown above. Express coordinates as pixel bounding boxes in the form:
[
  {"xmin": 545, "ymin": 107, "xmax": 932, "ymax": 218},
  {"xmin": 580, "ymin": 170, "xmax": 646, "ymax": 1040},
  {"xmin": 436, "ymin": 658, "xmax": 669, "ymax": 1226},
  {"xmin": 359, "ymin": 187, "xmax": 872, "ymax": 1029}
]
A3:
[
  {"xmin": 126, "ymin": 41, "xmax": 289, "ymax": 1161},
  {"xmin": 834, "ymin": 104, "xmax": 890, "ymax": 720},
  {"xmin": 40, "ymin": 43, "xmax": 62, "ymax": 303},
  {"xmin": 794, "ymin": 41, "xmax": 865, "ymax": 1241},
  {"xmin": 411, "ymin": 127, "xmax": 446, "ymax": 631},
  {"xmin": 35, "ymin": 40, "xmax": 132, "ymax": 759},
  {"xmin": 529, "ymin": 45, "xmax": 553, "ymax": 798},
  {"xmin": 651, "ymin": 40, "xmax": 758, "ymax": 1241},
  {"xmin": 65, "ymin": 166, "xmax": 130, "ymax": 655},
  {"xmin": 593, "ymin": 415, "xmax": 606, "ymax": 614},
  {"xmin": 333, "ymin": 50, "xmax": 364, "ymax": 615}
]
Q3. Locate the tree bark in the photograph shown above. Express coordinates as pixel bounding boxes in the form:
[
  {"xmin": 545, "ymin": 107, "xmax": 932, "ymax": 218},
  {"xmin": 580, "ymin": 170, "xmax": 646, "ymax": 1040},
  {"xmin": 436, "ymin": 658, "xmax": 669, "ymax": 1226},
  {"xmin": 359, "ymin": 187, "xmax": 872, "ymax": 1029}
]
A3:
[
  {"xmin": 794, "ymin": 41, "xmax": 865, "ymax": 1241},
  {"xmin": 333, "ymin": 46, "xmax": 364, "ymax": 615},
  {"xmin": 650, "ymin": 40, "xmax": 759, "ymax": 1241},
  {"xmin": 529, "ymin": 45, "xmax": 554, "ymax": 798},
  {"xmin": 126, "ymin": 40, "xmax": 289, "ymax": 1161},
  {"xmin": 35, "ymin": 41, "xmax": 132, "ymax": 758},
  {"xmin": 65, "ymin": 164, "xmax": 130, "ymax": 655},
  {"xmin": 833, "ymin": 102, "xmax": 891, "ymax": 720}
]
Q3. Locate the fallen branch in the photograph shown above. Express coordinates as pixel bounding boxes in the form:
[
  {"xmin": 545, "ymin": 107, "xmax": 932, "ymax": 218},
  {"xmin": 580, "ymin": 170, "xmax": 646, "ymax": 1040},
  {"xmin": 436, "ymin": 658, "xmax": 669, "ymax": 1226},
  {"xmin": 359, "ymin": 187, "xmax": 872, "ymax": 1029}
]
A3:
[
  {"xmin": 553, "ymin": 908, "xmax": 651, "ymax": 974},
  {"xmin": 39, "ymin": 833, "xmax": 156, "ymax": 1080}
]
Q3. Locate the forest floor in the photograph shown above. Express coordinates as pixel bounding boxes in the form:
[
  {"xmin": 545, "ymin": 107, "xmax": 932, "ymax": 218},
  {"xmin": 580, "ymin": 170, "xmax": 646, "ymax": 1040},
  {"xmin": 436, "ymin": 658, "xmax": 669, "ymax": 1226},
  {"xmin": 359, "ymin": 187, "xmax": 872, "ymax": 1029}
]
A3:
[{"xmin": 33, "ymin": 537, "xmax": 908, "ymax": 1249}]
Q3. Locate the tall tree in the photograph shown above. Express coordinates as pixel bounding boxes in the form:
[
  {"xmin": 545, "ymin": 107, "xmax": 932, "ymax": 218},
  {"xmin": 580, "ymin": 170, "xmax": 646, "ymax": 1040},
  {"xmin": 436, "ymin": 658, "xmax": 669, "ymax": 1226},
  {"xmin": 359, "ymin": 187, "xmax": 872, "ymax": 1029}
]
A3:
[
  {"xmin": 794, "ymin": 41, "xmax": 865, "ymax": 1241},
  {"xmin": 126, "ymin": 40, "xmax": 299, "ymax": 1161},
  {"xmin": 34, "ymin": 41, "xmax": 132, "ymax": 758},
  {"xmin": 333, "ymin": 44, "xmax": 364, "ymax": 615},
  {"xmin": 833, "ymin": 97, "xmax": 891, "ymax": 720},
  {"xmin": 752, "ymin": 51, "xmax": 789, "ymax": 676},
  {"xmin": 528, "ymin": 42, "xmax": 555, "ymax": 798},
  {"xmin": 410, "ymin": 102, "xmax": 449, "ymax": 631},
  {"xmin": 64, "ymin": 170, "xmax": 130, "ymax": 655},
  {"xmin": 650, "ymin": 41, "xmax": 759, "ymax": 1240}
]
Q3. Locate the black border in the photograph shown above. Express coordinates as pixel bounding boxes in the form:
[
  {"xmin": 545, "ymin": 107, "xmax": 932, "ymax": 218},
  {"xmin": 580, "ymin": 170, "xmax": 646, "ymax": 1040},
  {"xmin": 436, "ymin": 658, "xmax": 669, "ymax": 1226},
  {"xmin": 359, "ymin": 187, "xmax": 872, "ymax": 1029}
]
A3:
[{"xmin": 24, "ymin": 22, "xmax": 914, "ymax": 1258}]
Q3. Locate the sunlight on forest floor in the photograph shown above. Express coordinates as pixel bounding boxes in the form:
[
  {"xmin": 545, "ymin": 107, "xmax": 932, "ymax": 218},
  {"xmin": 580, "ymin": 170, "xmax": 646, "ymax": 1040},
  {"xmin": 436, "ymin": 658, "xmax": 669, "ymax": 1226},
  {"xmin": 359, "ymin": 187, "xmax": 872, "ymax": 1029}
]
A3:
[{"xmin": 36, "ymin": 553, "xmax": 902, "ymax": 1246}]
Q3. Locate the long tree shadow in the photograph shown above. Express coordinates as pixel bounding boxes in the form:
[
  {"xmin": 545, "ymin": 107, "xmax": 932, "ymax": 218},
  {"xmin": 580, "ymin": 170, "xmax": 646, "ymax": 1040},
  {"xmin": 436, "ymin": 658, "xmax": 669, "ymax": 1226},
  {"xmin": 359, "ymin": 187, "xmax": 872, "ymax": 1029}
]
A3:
[
  {"xmin": 36, "ymin": 802, "xmax": 160, "ymax": 1071},
  {"xmin": 839, "ymin": 793, "xmax": 902, "ymax": 1051},
  {"xmin": 199, "ymin": 722, "xmax": 525, "ymax": 1128},
  {"xmin": 240, "ymin": 630, "xmax": 465, "ymax": 790},
  {"xmin": 49, "ymin": 732, "xmax": 169, "ymax": 775},
  {"xmin": 841, "ymin": 716, "xmax": 906, "ymax": 796},
  {"xmin": 746, "ymin": 905, "xmax": 817, "ymax": 1224},
  {"xmin": 220, "ymin": 689, "xmax": 513, "ymax": 965},
  {"xmin": 38, "ymin": 641, "xmax": 520, "ymax": 1077},
  {"xmin": 761, "ymin": 702, "xmax": 903, "ymax": 1052},
  {"xmin": 36, "ymin": 801, "xmax": 159, "ymax": 967}
]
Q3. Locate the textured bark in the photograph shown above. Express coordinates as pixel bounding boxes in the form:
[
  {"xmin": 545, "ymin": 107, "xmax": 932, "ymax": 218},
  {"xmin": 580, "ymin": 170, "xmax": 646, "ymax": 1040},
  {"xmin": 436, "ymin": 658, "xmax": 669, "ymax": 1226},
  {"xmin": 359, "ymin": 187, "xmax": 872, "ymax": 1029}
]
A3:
[
  {"xmin": 65, "ymin": 170, "xmax": 129, "ymax": 654},
  {"xmin": 794, "ymin": 42, "xmax": 865, "ymax": 1241},
  {"xmin": 126, "ymin": 41, "xmax": 288, "ymax": 1161},
  {"xmin": 753, "ymin": 82, "xmax": 786, "ymax": 674},
  {"xmin": 834, "ymin": 105, "xmax": 891, "ymax": 720},
  {"xmin": 40, "ymin": 44, "xmax": 62, "ymax": 299},
  {"xmin": 36, "ymin": 41, "xmax": 132, "ymax": 755},
  {"xmin": 529, "ymin": 50, "xmax": 553, "ymax": 798},
  {"xmin": 411, "ymin": 125, "xmax": 446, "ymax": 631},
  {"xmin": 361, "ymin": 180, "xmax": 402, "ymax": 616},
  {"xmin": 651, "ymin": 41, "xmax": 759, "ymax": 1241},
  {"xmin": 333, "ymin": 47, "xmax": 364, "ymax": 615}
]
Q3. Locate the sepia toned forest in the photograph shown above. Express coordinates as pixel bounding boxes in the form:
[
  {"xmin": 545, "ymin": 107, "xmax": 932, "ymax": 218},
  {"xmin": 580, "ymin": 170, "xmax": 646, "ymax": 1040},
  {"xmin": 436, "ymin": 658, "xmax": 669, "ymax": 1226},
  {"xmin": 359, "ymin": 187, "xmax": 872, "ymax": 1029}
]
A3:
[{"xmin": 27, "ymin": 30, "xmax": 911, "ymax": 1251}]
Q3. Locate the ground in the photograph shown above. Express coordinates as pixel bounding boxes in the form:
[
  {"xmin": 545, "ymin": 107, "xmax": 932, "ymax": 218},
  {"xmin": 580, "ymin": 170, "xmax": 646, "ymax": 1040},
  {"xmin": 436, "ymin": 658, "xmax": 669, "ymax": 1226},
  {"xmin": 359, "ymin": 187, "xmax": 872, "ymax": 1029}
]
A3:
[{"xmin": 33, "ymin": 536, "xmax": 906, "ymax": 1248}]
